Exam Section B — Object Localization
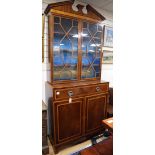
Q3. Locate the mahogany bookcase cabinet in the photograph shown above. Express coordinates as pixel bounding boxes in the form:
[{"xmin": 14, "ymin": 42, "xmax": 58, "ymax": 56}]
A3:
[{"xmin": 45, "ymin": 1, "xmax": 109, "ymax": 153}]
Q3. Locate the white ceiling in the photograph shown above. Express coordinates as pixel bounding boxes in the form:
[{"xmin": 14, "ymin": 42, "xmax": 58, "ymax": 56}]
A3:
[
  {"xmin": 42, "ymin": 0, "xmax": 113, "ymax": 20},
  {"xmin": 43, "ymin": 0, "xmax": 112, "ymax": 12},
  {"xmin": 78, "ymin": 0, "xmax": 112, "ymax": 13}
]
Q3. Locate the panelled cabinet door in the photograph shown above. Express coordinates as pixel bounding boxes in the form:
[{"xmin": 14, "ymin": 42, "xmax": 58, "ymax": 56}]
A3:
[
  {"xmin": 54, "ymin": 98, "xmax": 84, "ymax": 143},
  {"xmin": 85, "ymin": 94, "xmax": 108, "ymax": 134}
]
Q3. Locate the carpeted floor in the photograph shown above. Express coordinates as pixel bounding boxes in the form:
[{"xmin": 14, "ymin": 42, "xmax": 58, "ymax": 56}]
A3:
[
  {"xmin": 47, "ymin": 139, "xmax": 92, "ymax": 155},
  {"xmin": 47, "ymin": 136, "xmax": 108, "ymax": 155}
]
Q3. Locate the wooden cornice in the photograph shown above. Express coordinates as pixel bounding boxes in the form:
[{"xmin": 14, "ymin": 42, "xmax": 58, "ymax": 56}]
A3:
[
  {"xmin": 44, "ymin": 1, "xmax": 73, "ymax": 15},
  {"xmin": 44, "ymin": 0, "xmax": 105, "ymax": 21},
  {"xmin": 86, "ymin": 4, "xmax": 105, "ymax": 21}
]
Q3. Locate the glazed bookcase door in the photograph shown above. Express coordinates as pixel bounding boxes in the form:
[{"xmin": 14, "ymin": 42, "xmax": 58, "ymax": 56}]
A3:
[
  {"xmin": 81, "ymin": 22, "xmax": 102, "ymax": 79},
  {"xmin": 53, "ymin": 16, "xmax": 78, "ymax": 81}
]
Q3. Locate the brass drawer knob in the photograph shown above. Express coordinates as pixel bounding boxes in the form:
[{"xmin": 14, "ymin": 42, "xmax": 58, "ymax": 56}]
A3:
[
  {"xmin": 56, "ymin": 91, "xmax": 60, "ymax": 95},
  {"xmin": 96, "ymin": 87, "xmax": 100, "ymax": 92},
  {"xmin": 68, "ymin": 91, "xmax": 74, "ymax": 97}
]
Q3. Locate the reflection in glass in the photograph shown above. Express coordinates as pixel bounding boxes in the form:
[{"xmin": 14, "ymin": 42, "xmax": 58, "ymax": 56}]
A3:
[
  {"xmin": 54, "ymin": 24, "xmax": 64, "ymax": 33},
  {"xmin": 94, "ymin": 32, "xmax": 101, "ymax": 38},
  {"xmin": 93, "ymin": 65, "xmax": 100, "ymax": 73},
  {"xmin": 96, "ymin": 72, "xmax": 100, "ymax": 77},
  {"xmin": 98, "ymin": 25, "xmax": 102, "ymax": 31},
  {"xmin": 89, "ymin": 23, "xmax": 97, "ymax": 36},
  {"xmin": 83, "ymin": 22, "xmax": 87, "ymax": 28},
  {"xmin": 60, "ymin": 69, "xmax": 72, "ymax": 80},
  {"xmin": 61, "ymin": 18, "xmax": 72, "ymax": 32},
  {"xmin": 53, "ymin": 56, "xmax": 64, "ymax": 66},
  {"xmin": 69, "ymin": 27, "xmax": 78, "ymax": 35},
  {"xmin": 53, "ymin": 43, "xmax": 60, "ymax": 56},
  {"xmin": 82, "ymin": 57, "xmax": 90, "ymax": 66},
  {"xmin": 53, "ymin": 16, "xmax": 78, "ymax": 81},
  {"xmin": 54, "ymin": 16, "xmax": 60, "ymax": 23},
  {"xmin": 53, "ymin": 16, "xmax": 102, "ymax": 81},
  {"xmin": 86, "ymin": 67, "xmax": 95, "ymax": 78},
  {"xmin": 81, "ymin": 22, "xmax": 102, "ymax": 79},
  {"xmin": 54, "ymin": 33, "xmax": 65, "ymax": 43},
  {"xmin": 73, "ymin": 20, "xmax": 78, "ymax": 26}
]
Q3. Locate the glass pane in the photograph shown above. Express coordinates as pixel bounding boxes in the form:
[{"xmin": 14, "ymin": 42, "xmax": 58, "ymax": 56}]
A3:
[
  {"xmin": 54, "ymin": 24, "xmax": 64, "ymax": 33},
  {"xmin": 73, "ymin": 47, "xmax": 78, "ymax": 57},
  {"xmin": 93, "ymin": 58, "xmax": 100, "ymax": 73},
  {"xmin": 94, "ymin": 32, "xmax": 101, "ymax": 38},
  {"xmin": 86, "ymin": 67, "xmax": 95, "ymax": 78},
  {"xmin": 60, "ymin": 36, "xmax": 72, "ymax": 59},
  {"xmin": 82, "ymin": 57, "xmax": 90, "ymax": 66},
  {"xmin": 68, "ymin": 26, "xmax": 78, "ymax": 58},
  {"xmin": 68, "ymin": 35, "xmax": 78, "ymax": 44},
  {"xmin": 81, "ymin": 71, "xmax": 87, "ymax": 78},
  {"xmin": 93, "ymin": 65, "xmax": 100, "ymax": 73},
  {"xmin": 60, "ymin": 69, "xmax": 72, "ymax": 80},
  {"xmin": 88, "ymin": 52, "xmax": 95, "ymax": 63},
  {"xmin": 54, "ymin": 16, "xmax": 60, "ymax": 23},
  {"xmin": 71, "ymin": 58, "xmax": 78, "ymax": 65},
  {"xmin": 96, "ymin": 47, "xmax": 101, "ymax": 57},
  {"xmin": 54, "ymin": 33, "xmax": 65, "ymax": 43},
  {"xmin": 53, "ymin": 56, "xmax": 64, "ymax": 66},
  {"xmin": 61, "ymin": 18, "xmax": 72, "ymax": 32},
  {"xmin": 53, "ymin": 43, "xmax": 60, "ymax": 56},
  {"xmin": 88, "ymin": 40, "xmax": 96, "ymax": 62},
  {"xmin": 53, "ymin": 72, "xmax": 60, "ymax": 80},
  {"xmin": 71, "ymin": 71, "xmax": 77, "ymax": 79},
  {"xmin": 73, "ymin": 20, "xmax": 78, "ymax": 26},
  {"xmin": 69, "ymin": 27, "xmax": 78, "ymax": 35},
  {"xmin": 53, "ymin": 66, "xmax": 61, "ymax": 72},
  {"xmin": 82, "ymin": 28, "xmax": 91, "ymax": 57},
  {"xmin": 94, "ymin": 57, "xmax": 100, "ymax": 65},
  {"xmin": 88, "ymin": 23, "xmax": 97, "ymax": 36},
  {"xmin": 96, "ymin": 72, "xmax": 100, "ymax": 77},
  {"xmin": 53, "ymin": 16, "xmax": 78, "ymax": 81},
  {"xmin": 82, "ymin": 29, "xmax": 91, "ymax": 45},
  {"xmin": 83, "ymin": 22, "xmax": 87, "ymax": 28},
  {"xmin": 98, "ymin": 25, "xmax": 102, "ymax": 31},
  {"xmin": 81, "ymin": 22, "xmax": 101, "ymax": 79}
]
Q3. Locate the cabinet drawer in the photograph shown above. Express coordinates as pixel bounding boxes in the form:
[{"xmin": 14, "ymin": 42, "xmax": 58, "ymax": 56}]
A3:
[{"xmin": 54, "ymin": 83, "xmax": 109, "ymax": 100}]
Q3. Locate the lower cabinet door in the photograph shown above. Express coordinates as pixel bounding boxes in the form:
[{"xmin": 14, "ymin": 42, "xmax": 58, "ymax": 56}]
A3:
[
  {"xmin": 85, "ymin": 93, "xmax": 108, "ymax": 134},
  {"xmin": 54, "ymin": 98, "xmax": 84, "ymax": 143}
]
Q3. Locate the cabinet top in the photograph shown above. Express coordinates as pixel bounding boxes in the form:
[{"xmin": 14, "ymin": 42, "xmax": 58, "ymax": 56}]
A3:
[
  {"xmin": 47, "ymin": 80, "xmax": 109, "ymax": 89},
  {"xmin": 44, "ymin": 0, "xmax": 105, "ymax": 22}
]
